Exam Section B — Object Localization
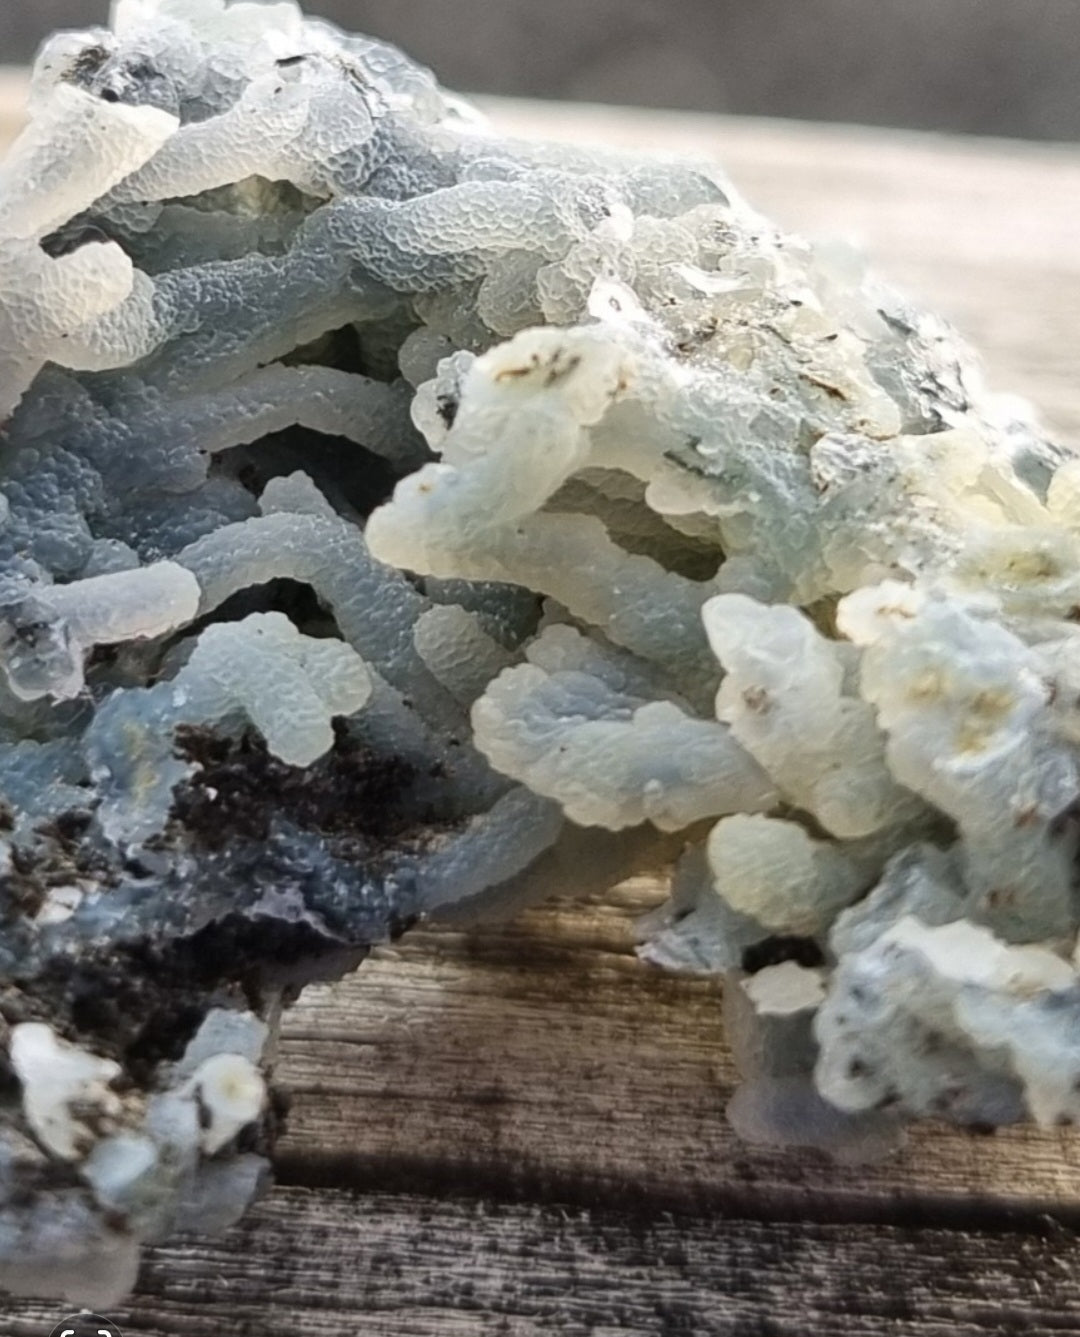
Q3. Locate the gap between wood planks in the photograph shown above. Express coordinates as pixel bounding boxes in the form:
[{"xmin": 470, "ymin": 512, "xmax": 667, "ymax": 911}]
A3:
[{"xmin": 273, "ymin": 1148, "xmax": 1080, "ymax": 1238}]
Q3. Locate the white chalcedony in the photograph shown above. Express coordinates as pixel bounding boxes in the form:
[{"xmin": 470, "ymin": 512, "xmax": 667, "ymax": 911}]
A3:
[
  {"xmin": 10, "ymin": 1024, "xmax": 123, "ymax": 1161},
  {"xmin": 182, "ymin": 1054, "xmax": 267, "ymax": 1156}
]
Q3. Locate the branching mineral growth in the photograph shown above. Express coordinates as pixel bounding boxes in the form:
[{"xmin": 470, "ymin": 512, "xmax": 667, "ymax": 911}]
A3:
[{"xmin": 0, "ymin": 0, "xmax": 1078, "ymax": 1303}]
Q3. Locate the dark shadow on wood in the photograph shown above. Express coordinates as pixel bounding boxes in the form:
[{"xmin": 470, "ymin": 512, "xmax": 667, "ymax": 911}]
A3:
[{"xmin": 274, "ymin": 1148, "xmax": 1080, "ymax": 1237}]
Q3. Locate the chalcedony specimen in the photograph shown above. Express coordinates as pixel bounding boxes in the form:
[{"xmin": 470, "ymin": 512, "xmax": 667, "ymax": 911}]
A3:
[{"xmin": 2, "ymin": 0, "xmax": 1080, "ymax": 1303}]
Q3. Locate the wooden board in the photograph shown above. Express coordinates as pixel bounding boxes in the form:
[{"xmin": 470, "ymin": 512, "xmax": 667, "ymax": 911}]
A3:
[
  {"xmin": 274, "ymin": 880, "xmax": 1080, "ymax": 1223},
  {"xmin": 3, "ymin": 71, "xmax": 1080, "ymax": 1329},
  {"xmin": 9, "ymin": 1187, "xmax": 1080, "ymax": 1337},
  {"xmin": 0, "ymin": 68, "xmax": 26, "ymax": 152}
]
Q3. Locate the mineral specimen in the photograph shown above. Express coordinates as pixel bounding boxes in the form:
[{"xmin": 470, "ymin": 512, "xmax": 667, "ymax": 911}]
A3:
[{"xmin": 1, "ymin": 0, "xmax": 1079, "ymax": 1303}]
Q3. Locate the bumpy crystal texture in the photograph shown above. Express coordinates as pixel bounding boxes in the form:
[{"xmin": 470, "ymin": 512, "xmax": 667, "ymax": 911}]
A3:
[{"xmin": 1, "ymin": 0, "xmax": 1079, "ymax": 1302}]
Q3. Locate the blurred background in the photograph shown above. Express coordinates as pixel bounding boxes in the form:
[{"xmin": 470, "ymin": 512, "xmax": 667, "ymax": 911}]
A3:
[{"xmin": 3, "ymin": 0, "xmax": 1080, "ymax": 140}]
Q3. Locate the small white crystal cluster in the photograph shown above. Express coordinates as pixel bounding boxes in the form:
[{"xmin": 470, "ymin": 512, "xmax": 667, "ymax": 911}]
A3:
[
  {"xmin": 1, "ymin": 1010, "xmax": 268, "ymax": 1306},
  {"xmin": 2, "ymin": 0, "xmax": 1080, "ymax": 1294}
]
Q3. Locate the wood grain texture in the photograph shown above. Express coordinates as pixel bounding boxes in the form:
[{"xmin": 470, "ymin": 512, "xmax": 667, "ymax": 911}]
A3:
[
  {"xmin": 9, "ymin": 1187, "xmax": 1080, "ymax": 1337},
  {"xmin": 4, "ymin": 69, "xmax": 1080, "ymax": 1328},
  {"xmin": 276, "ymin": 880, "xmax": 1080, "ymax": 1222}
]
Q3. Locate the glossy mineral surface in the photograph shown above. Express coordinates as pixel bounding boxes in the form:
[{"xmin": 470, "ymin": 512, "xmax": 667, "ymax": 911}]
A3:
[{"xmin": 2, "ymin": 0, "xmax": 1080, "ymax": 1304}]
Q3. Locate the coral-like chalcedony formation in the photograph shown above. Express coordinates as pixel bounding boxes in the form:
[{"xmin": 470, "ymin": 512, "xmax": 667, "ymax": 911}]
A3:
[{"xmin": 2, "ymin": 0, "xmax": 1080, "ymax": 1303}]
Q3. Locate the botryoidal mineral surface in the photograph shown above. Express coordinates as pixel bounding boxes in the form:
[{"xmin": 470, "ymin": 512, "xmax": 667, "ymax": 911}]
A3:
[{"xmin": 1, "ymin": 0, "xmax": 1079, "ymax": 1304}]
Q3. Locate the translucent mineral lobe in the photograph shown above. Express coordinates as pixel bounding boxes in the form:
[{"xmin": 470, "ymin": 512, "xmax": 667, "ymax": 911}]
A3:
[{"xmin": 1, "ymin": 0, "xmax": 1079, "ymax": 1304}]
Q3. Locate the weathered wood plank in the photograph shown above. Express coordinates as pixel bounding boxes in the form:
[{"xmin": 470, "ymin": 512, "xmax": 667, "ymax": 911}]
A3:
[
  {"xmin": 0, "ymin": 68, "xmax": 26, "ymax": 152},
  {"xmin": 276, "ymin": 880, "xmax": 1080, "ymax": 1221},
  {"xmin": 8, "ymin": 1186, "xmax": 1080, "ymax": 1337}
]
